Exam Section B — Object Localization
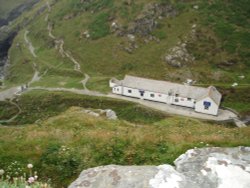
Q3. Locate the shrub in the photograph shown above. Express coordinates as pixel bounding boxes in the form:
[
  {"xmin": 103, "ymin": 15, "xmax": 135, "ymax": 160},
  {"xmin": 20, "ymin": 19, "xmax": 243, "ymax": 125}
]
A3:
[{"xmin": 40, "ymin": 144, "xmax": 81, "ymax": 183}]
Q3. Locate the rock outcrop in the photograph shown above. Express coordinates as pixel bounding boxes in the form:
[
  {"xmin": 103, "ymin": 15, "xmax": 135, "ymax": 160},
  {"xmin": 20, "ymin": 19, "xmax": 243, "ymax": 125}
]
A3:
[
  {"xmin": 69, "ymin": 147, "xmax": 250, "ymax": 188},
  {"xmin": 82, "ymin": 109, "xmax": 118, "ymax": 120},
  {"xmin": 165, "ymin": 43, "xmax": 195, "ymax": 68}
]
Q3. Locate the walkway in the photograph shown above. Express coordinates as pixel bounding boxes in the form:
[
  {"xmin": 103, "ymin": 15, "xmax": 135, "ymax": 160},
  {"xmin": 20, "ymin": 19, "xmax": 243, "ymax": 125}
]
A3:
[
  {"xmin": 107, "ymin": 94, "xmax": 238, "ymax": 121},
  {"xmin": 26, "ymin": 87, "xmax": 239, "ymax": 122}
]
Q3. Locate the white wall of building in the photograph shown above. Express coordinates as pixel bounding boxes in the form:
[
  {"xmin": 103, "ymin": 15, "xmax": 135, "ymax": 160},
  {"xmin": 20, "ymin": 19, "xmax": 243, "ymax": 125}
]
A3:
[
  {"xmin": 195, "ymin": 97, "xmax": 219, "ymax": 115},
  {"xmin": 117, "ymin": 86, "xmax": 169, "ymax": 103},
  {"xmin": 143, "ymin": 91, "xmax": 168, "ymax": 103},
  {"xmin": 122, "ymin": 86, "xmax": 141, "ymax": 98},
  {"xmin": 112, "ymin": 86, "xmax": 123, "ymax": 95},
  {"xmin": 171, "ymin": 96, "xmax": 195, "ymax": 108},
  {"xmin": 110, "ymin": 84, "xmax": 219, "ymax": 116}
]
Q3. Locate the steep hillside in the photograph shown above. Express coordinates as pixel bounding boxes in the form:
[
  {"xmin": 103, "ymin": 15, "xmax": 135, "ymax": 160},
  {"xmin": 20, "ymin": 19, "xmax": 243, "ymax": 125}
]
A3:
[
  {"xmin": 0, "ymin": 0, "xmax": 40, "ymax": 25},
  {"xmin": 3, "ymin": 0, "xmax": 250, "ymax": 114}
]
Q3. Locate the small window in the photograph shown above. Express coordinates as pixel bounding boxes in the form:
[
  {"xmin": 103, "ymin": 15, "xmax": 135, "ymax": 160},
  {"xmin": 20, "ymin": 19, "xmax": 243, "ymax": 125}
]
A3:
[
  {"xmin": 128, "ymin": 89, "xmax": 132, "ymax": 93},
  {"xmin": 187, "ymin": 98, "xmax": 191, "ymax": 101},
  {"xmin": 175, "ymin": 99, "xmax": 179, "ymax": 102},
  {"xmin": 117, "ymin": 88, "xmax": 119, "ymax": 91},
  {"xmin": 175, "ymin": 94, "xmax": 179, "ymax": 97},
  {"xmin": 150, "ymin": 94, "xmax": 155, "ymax": 98}
]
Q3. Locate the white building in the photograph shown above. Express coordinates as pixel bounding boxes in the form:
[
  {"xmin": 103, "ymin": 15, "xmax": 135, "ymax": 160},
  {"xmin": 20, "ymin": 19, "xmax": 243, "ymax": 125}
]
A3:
[{"xmin": 109, "ymin": 75, "xmax": 222, "ymax": 116}]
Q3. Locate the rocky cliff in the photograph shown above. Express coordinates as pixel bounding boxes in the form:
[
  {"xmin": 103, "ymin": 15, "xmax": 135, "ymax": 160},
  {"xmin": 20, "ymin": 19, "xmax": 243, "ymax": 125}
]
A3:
[{"xmin": 69, "ymin": 147, "xmax": 250, "ymax": 188}]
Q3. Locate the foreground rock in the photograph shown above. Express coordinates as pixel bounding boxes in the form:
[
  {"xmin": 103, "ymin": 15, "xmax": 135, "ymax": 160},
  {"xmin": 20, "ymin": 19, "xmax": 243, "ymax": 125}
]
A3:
[{"xmin": 69, "ymin": 147, "xmax": 250, "ymax": 188}]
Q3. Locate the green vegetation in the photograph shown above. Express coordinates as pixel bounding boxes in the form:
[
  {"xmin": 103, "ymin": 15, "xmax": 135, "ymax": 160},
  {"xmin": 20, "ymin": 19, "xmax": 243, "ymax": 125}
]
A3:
[
  {"xmin": 1, "ymin": 1, "xmax": 250, "ymax": 187},
  {"xmin": 221, "ymin": 87, "xmax": 250, "ymax": 115},
  {"xmin": 10, "ymin": 90, "xmax": 167, "ymax": 125},
  {"xmin": 0, "ymin": 91, "xmax": 249, "ymax": 187},
  {"xmin": 89, "ymin": 12, "xmax": 110, "ymax": 39}
]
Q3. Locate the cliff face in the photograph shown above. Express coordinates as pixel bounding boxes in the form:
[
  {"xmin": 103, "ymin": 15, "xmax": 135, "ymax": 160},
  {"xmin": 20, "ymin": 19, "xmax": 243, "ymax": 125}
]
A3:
[
  {"xmin": 0, "ymin": 0, "xmax": 40, "ymax": 27},
  {"xmin": 69, "ymin": 147, "xmax": 250, "ymax": 188}
]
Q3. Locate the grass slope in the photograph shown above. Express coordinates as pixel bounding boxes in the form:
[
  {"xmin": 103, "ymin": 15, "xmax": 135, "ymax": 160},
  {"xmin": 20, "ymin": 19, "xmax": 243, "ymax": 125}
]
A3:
[
  {"xmin": 5, "ymin": 0, "xmax": 250, "ymax": 114},
  {"xmin": 0, "ymin": 96, "xmax": 249, "ymax": 186}
]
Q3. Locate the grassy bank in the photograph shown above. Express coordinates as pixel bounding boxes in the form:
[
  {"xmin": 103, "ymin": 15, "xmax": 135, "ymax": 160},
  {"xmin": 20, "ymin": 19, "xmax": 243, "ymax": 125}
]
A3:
[{"xmin": 0, "ymin": 105, "xmax": 249, "ymax": 187}]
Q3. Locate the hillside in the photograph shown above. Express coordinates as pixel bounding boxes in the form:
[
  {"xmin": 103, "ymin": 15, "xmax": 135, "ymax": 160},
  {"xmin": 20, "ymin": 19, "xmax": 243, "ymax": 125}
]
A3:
[
  {"xmin": 0, "ymin": 0, "xmax": 249, "ymax": 187},
  {"xmin": 2, "ymin": 0, "xmax": 250, "ymax": 115},
  {"xmin": 0, "ymin": 90, "xmax": 249, "ymax": 187}
]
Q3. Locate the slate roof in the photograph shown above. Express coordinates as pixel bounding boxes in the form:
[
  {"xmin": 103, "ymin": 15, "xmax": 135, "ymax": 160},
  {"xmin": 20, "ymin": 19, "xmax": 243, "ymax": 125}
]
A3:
[{"xmin": 112, "ymin": 75, "xmax": 222, "ymax": 104}]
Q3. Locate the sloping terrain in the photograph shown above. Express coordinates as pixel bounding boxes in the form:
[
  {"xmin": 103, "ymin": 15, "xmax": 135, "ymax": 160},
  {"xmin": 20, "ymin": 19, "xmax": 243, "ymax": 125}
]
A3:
[
  {"xmin": 0, "ymin": 91, "xmax": 249, "ymax": 187},
  {"xmin": 0, "ymin": 1, "xmax": 249, "ymax": 187},
  {"xmin": 3, "ymin": 0, "xmax": 250, "ymax": 114}
]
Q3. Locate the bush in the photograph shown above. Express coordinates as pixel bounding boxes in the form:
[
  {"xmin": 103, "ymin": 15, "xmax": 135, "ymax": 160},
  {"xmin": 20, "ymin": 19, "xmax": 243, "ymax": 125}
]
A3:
[{"xmin": 40, "ymin": 144, "xmax": 81, "ymax": 184}]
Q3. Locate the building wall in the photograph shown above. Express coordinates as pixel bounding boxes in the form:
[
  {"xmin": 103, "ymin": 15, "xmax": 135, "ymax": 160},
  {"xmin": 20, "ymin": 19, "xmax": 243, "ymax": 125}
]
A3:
[
  {"xmin": 117, "ymin": 86, "xmax": 169, "ymax": 103},
  {"xmin": 195, "ymin": 97, "xmax": 219, "ymax": 115},
  {"xmin": 142, "ymin": 91, "xmax": 168, "ymax": 103},
  {"xmin": 112, "ymin": 86, "xmax": 123, "ymax": 95},
  {"xmin": 171, "ymin": 96, "xmax": 195, "ymax": 108},
  {"xmin": 122, "ymin": 86, "xmax": 141, "ymax": 99},
  {"xmin": 111, "ymin": 85, "xmax": 219, "ymax": 115}
]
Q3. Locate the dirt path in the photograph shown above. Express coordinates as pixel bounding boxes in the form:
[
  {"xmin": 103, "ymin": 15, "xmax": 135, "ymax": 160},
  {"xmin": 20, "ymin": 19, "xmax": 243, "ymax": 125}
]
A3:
[
  {"xmin": 45, "ymin": 1, "xmax": 90, "ymax": 88},
  {"xmin": 24, "ymin": 30, "xmax": 42, "ymax": 85},
  {"xmin": 24, "ymin": 30, "xmax": 37, "ymax": 58},
  {"xmin": 0, "ymin": 99, "xmax": 22, "ymax": 124}
]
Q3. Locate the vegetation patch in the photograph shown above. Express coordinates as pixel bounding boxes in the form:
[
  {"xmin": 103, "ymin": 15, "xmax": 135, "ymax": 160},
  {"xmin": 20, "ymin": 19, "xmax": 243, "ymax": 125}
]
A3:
[
  {"xmin": 0, "ymin": 106, "xmax": 249, "ymax": 187},
  {"xmin": 89, "ymin": 12, "xmax": 110, "ymax": 39}
]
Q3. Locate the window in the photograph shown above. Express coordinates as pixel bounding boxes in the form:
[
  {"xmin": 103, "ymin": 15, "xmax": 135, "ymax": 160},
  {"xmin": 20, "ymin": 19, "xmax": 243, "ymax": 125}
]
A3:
[
  {"xmin": 203, "ymin": 101, "xmax": 211, "ymax": 110},
  {"xmin": 175, "ymin": 94, "xmax": 179, "ymax": 97},
  {"xmin": 175, "ymin": 99, "xmax": 179, "ymax": 102},
  {"xmin": 128, "ymin": 89, "xmax": 132, "ymax": 93},
  {"xmin": 187, "ymin": 98, "xmax": 191, "ymax": 101},
  {"xmin": 150, "ymin": 94, "xmax": 155, "ymax": 98}
]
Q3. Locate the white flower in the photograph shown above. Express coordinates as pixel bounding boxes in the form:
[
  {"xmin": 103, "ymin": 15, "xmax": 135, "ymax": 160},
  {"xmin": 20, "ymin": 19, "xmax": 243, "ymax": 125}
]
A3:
[
  {"xmin": 0, "ymin": 169, "xmax": 4, "ymax": 175},
  {"xmin": 27, "ymin": 164, "xmax": 33, "ymax": 169},
  {"xmin": 28, "ymin": 177, "xmax": 35, "ymax": 184},
  {"xmin": 34, "ymin": 175, "xmax": 38, "ymax": 180}
]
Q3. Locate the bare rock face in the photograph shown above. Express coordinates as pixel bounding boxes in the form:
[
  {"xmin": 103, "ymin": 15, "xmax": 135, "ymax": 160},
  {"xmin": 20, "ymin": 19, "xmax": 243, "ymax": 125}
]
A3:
[
  {"xmin": 69, "ymin": 147, "xmax": 250, "ymax": 188},
  {"xmin": 165, "ymin": 43, "xmax": 195, "ymax": 68}
]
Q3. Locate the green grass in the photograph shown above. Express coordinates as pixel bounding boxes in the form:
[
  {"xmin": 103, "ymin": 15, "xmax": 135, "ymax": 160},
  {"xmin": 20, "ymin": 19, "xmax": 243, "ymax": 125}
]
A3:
[
  {"xmin": 6, "ymin": 30, "xmax": 35, "ymax": 86},
  {"xmin": 221, "ymin": 87, "xmax": 250, "ymax": 115},
  {"xmin": 0, "ymin": 100, "xmax": 249, "ymax": 187},
  {"xmin": 89, "ymin": 12, "xmax": 110, "ymax": 39},
  {"xmin": 6, "ymin": 90, "xmax": 167, "ymax": 125},
  {"xmin": 86, "ymin": 76, "xmax": 111, "ymax": 93}
]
